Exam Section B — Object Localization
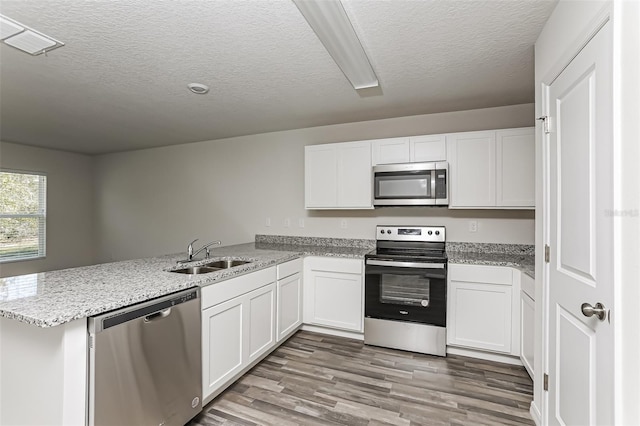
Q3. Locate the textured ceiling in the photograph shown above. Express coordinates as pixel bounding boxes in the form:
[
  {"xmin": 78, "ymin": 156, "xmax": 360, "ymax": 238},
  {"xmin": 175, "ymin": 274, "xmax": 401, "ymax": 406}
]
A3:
[{"xmin": 0, "ymin": 0, "xmax": 557, "ymax": 155}]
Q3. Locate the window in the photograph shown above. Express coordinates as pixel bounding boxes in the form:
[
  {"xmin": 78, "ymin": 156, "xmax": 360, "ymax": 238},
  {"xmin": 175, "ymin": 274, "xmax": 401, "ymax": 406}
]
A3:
[{"xmin": 0, "ymin": 170, "xmax": 47, "ymax": 262}]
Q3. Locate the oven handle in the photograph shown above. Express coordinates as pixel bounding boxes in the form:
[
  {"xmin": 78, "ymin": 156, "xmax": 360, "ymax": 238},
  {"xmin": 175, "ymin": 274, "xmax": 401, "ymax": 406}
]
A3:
[{"xmin": 365, "ymin": 259, "xmax": 446, "ymax": 269}]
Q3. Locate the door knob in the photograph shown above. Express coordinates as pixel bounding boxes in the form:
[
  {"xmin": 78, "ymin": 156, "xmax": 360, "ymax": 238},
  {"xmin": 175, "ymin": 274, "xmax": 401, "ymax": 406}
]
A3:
[{"xmin": 581, "ymin": 302, "xmax": 607, "ymax": 321}]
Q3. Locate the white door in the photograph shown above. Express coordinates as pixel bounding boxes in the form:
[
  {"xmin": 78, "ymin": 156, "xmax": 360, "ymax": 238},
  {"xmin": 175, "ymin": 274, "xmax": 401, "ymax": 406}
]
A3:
[{"xmin": 546, "ymin": 21, "xmax": 613, "ymax": 425}]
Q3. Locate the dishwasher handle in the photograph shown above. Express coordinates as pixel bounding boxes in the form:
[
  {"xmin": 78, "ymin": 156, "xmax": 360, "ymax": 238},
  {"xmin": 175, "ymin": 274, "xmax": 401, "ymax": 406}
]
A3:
[{"xmin": 144, "ymin": 308, "xmax": 172, "ymax": 323}]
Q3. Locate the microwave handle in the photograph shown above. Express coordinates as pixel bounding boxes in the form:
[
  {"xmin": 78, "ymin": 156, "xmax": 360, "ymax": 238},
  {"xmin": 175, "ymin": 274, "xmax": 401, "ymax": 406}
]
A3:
[{"xmin": 431, "ymin": 169, "xmax": 436, "ymax": 200}]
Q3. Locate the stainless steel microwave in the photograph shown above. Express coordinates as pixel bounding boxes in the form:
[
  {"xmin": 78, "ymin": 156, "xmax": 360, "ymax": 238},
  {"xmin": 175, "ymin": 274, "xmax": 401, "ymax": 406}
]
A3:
[{"xmin": 373, "ymin": 161, "xmax": 448, "ymax": 206}]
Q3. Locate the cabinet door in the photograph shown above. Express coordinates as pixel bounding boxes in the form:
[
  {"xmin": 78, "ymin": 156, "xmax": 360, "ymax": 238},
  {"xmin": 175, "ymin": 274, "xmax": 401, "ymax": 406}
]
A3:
[
  {"xmin": 246, "ymin": 283, "xmax": 276, "ymax": 364},
  {"xmin": 447, "ymin": 131, "xmax": 496, "ymax": 207},
  {"xmin": 411, "ymin": 134, "xmax": 446, "ymax": 162},
  {"xmin": 202, "ymin": 297, "xmax": 244, "ymax": 399},
  {"xmin": 520, "ymin": 290, "xmax": 535, "ymax": 378},
  {"xmin": 372, "ymin": 137, "xmax": 410, "ymax": 165},
  {"xmin": 447, "ymin": 281, "xmax": 512, "ymax": 353},
  {"xmin": 306, "ymin": 270, "xmax": 363, "ymax": 332},
  {"xmin": 337, "ymin": 141, "xmax": 373, "ymax": 208},
  {"xmin": 305, "ymin": 144, "xmax": 337, "ymax": 208},
  {"xmin": 304, "ymin": 258, "xmax": 364, "ymax": 332},
  {"xmin": 277, "ymin": 272, "xmax": 302, "ymax": 342},
  {"xmin": 496, "ymin": 128, "xmax": 535, "ymax": 207}
]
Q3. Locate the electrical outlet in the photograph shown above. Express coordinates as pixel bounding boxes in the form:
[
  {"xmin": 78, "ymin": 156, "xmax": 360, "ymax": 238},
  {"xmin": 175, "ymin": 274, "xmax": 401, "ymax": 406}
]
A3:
[
  {"xmin": 284, "ymin": 218, "xmax": 291, "ymax": 228},
  {"xmin": 340, "ymin": 219, "xmax": 348, "ymax": 229},
  {"xmin": 298, "ymin": 218, "xmax": 305, "ymax": 228},
  {"xmin": 468, "ymin": 220, "xmax": 478, "ymax": 232},
  {"xmin": 265, "ymin": 217, "xmax": 271, "ymax": 227}
]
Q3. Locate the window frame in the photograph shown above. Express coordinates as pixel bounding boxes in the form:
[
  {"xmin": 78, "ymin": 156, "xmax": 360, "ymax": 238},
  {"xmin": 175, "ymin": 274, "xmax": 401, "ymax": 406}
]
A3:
[{"xmin": 0, "ymin": 168, "xmax": 47, "ymax": 263}]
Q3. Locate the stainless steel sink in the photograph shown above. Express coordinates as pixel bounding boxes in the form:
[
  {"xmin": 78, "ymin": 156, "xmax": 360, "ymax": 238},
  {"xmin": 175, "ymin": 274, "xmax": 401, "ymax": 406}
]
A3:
[
  {"xmin": 203, "ymin": 259, "xmax": 252, "ymax": 269},
  {"xmin": 171, "ymin": 266, "xmax": 220, "ymax": 275},
  {"xmin": 170, "ymin": 259, "xmax": 252, "ymax": 275}
]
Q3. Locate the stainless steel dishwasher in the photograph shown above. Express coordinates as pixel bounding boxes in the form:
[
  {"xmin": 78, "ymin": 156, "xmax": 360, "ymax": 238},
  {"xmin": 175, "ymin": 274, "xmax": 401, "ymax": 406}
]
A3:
[{"xmin": 88, "ymin": 288, "xmax": 202, "ymax": 426}]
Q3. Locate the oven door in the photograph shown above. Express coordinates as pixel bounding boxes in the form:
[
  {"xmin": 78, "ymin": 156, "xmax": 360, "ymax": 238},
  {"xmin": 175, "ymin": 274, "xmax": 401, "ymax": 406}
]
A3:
[{"xmin": 365, "ymin": 259, "xmax": 446, "ymax": 326}]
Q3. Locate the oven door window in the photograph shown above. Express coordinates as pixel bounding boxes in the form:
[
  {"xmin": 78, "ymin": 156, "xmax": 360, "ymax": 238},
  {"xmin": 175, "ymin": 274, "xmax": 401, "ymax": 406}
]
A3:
[
  {"xmin": 365, "ymin": 265, "xmax": 447, "ymax": 326},
  {"xmin": 375, "ymin": 171, "xmax": 432, "ymax": 199},
  {"xmin": 380, "ymin": 273, "xmax": 430, "ymax": 307}
]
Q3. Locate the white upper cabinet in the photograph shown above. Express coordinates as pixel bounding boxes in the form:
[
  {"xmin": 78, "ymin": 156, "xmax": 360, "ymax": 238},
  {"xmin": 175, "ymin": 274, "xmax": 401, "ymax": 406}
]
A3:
[
  {"xmin": 410, "ymin": 134, "xmax": 447, "ymax": 162},
  {"xmin": 447, "ymin": 127, "xmax": 534, "ymax": 209},
  {"xmin": 305, "ymin": 141, "xmax": 372, "ymax": 209},
  {"xmin": 496, "ymin": 128, "xmax": 535, "ymax": 207},
  {"xmin": 447, "ymin": 131, "xmax": 497, "ymax": 207},
  {"xmin": 372, "ymin": 135, "xmax": 446, "ymax": 165},
  {"xmin": 371, "ymin": 137, "xmax": 411, "ymax": 164},
  {"xmin": 337, "ymin": 142, "xmax": 373, "ymax": 208},
  {"xmin": 305, "ymin": 144, "xmax": 338, "ymax": 208}
]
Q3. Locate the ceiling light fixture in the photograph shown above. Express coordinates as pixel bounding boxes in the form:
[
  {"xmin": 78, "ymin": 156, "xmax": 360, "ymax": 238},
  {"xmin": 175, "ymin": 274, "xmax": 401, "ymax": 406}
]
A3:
[
  {"xmin": 187, "ymin": 83, "xmax": 210, "ymax": 94},
  {"xmin": 293, "ymin": 0, "xmax": 379, "ymax": 90},
  {"xmin": 0, "ymin": 14, "xmax": 65, "ymax": 56}
]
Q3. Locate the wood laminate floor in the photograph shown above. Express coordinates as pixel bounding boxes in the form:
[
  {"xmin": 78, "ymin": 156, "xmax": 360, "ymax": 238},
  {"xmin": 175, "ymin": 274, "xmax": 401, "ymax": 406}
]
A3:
[{"xmin": 190, "ymin": 331, "xmax": 534, "ymax": 426}]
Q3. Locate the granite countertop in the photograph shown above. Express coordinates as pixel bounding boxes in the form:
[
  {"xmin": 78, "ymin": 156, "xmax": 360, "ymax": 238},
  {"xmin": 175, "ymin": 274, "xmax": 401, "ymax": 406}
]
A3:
[
  {"xmin": 0, "ymin": 235, "xmax": 535, "ymax": 328},
  {"xmin": 0, "ymin": 236, "xmax": 374, "ymax": 328},
  {"xmin": 446, "ymin": 242, "xmax": 535, "ymax": 279}
]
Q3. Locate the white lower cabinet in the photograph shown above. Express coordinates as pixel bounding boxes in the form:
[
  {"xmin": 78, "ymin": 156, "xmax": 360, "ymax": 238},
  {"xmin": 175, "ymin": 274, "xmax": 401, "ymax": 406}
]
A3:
[
  {"xmin": 303, "ymin": 257, "xmax": 364, "ymax": 332},
  {"xmin": 276, "ymin": 258, "xmax": 303, "ymax": 342},
  {"xmin": 447, "ymin": 264, "xmax": 520, "ymax": 355},
  {"xmin": 201, "ymin": 267, "xmax": 276, "ymax": 401}
]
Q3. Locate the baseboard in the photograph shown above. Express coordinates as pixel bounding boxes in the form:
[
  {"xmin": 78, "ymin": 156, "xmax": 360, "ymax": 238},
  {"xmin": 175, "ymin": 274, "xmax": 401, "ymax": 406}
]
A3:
[
  {"xmin": 530, "ymin": 400, "xmax": 542, "ymax": 425},
  {"xmin": 446, "ymin": 346, "xmax": 523, "ymax": 366},
  {"xmin": 301, "ymin": 324, "xmax": 364, "ymax": 340}
]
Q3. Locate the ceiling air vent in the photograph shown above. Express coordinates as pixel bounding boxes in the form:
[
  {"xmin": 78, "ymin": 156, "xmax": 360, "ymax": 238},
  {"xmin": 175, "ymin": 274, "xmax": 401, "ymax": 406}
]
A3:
[{"xmin": 0, "ymin": 14, "xmax": 64, "ymax": 55}]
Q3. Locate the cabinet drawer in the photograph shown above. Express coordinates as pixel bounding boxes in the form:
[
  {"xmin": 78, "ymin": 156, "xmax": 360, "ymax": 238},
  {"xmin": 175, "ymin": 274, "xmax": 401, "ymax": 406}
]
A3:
[
  {"xmin": 448, "ymin": 264, "xmax": 512, "ymax": 285},
  {"xmin": 201, "ymin": 267, "xmax": 276, "ymax": 310},
  {"xmin": 305, "ymin": 256, "xmax": 362, "ymax": 274},
  {"xmin": 277, "ymin": 258, "xmax": 303, "ymax": 280}
]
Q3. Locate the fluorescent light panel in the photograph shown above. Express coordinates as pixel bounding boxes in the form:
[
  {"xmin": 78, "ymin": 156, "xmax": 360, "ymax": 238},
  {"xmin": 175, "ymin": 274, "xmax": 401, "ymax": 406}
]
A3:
[
  {"xmin": 0, "ymin": 14, "xmax": 64, "ymax": 55},
  {"xmin": 293, "ymin": 0, "xmax": 379, "ymax": 90}
]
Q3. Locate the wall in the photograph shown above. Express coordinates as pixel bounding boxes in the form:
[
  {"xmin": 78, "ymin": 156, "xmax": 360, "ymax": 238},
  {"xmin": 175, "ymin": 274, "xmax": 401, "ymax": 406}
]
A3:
[
  {"xmin": 0, "ymin": 142, "xmax": 95, "ymax": 277},
  {"xmin": 94, "ymin": 104, "xmax": 535, "ymax": 262}
]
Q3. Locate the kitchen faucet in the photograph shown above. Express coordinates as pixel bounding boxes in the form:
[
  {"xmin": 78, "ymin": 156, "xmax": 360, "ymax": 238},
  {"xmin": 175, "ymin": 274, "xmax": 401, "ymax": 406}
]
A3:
[{"xmin": 178, "ymin": 239, "xmax": 221, "ymax": 263}]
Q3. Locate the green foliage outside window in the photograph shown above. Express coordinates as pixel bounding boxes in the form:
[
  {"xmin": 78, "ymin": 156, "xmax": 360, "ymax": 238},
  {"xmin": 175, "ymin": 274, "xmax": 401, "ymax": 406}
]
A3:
[{"xmin": 0, "ymin": 171, "xmax": 47, "ymax": 261}]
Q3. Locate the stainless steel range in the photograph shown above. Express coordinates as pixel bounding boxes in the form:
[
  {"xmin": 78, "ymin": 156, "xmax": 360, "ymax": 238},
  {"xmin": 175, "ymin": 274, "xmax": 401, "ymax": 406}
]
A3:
[{"xmin": 364, "ymin": 225, "xmax": 447, "ymax": 356}]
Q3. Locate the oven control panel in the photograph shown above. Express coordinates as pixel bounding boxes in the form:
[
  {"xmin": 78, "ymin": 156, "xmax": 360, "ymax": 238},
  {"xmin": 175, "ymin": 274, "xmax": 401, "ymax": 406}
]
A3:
[{"xmin": 376, "ymin": 226, "xmax": 445, "ymax": 242}]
